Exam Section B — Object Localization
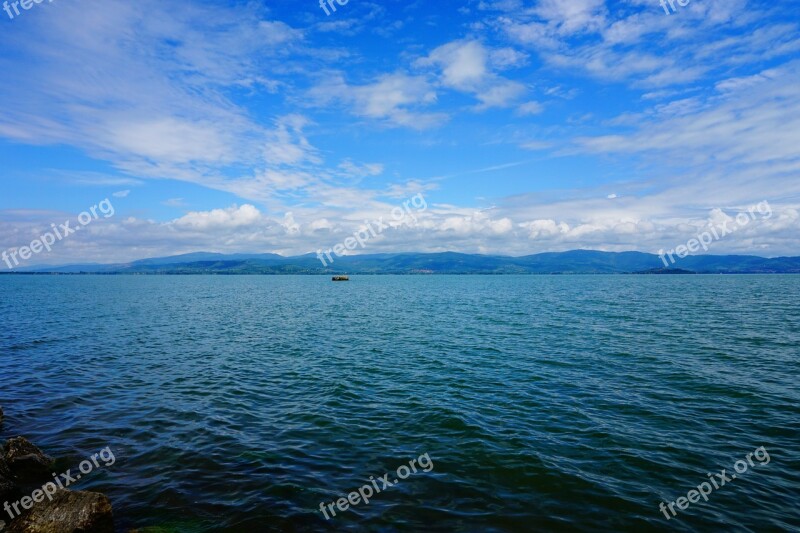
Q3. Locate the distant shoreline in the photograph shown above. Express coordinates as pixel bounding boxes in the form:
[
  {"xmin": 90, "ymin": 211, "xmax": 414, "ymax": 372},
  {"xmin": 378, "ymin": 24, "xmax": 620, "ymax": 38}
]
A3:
[
  {"xmin": 2, "ymin": 271, "xmax": 799, "ymax": 276},
  {"xmin": 4, "ymin": 251, "xmax": 800, "ymax": 275}
]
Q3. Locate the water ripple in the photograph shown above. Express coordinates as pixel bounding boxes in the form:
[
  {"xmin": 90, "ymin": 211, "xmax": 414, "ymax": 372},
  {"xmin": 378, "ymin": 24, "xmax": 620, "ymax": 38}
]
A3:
[{"xmin": 1, "ymin": 275, "xmax": 798, "ymax": 532}]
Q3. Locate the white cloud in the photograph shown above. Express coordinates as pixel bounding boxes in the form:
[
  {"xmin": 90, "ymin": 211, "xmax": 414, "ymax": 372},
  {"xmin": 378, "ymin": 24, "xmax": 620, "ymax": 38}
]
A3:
[
  {"xmin": 517, "ymin": 101, "xmax": 544, "ymax": 115},
  {"xmin": 308, "ymin": 72, "xmax": 445, "ymax": 129},
  {"xmin": 2, "ymin": 192, "xmax": 799, "ymax": 266},
  {"xmin": 264, "ymin": 115, "xmax": 321, "ymax": 166},
  {"xmin": 258, "ymin": 21, "xmax": 304, "ymax": 45},
  {"xmin": 338, "ymin": 160, "xmax": 385, "ymax": 178},
  {"xmin": 494, "ymin": 0, "xmax": 798, "ymax": 89},
  {"xmin": 489, "ymin": 47, "xmax": 529, "ymax": 70},
  {"xmin": 173, "ymin": 204, "xmax": 263, "ymax": 231},
  {"xmin": 163, "ymin": 198, "xmax": 186, "ymax": 207},
  {"xmin": 0, "ymin": 0, "xmax": 305, "ymax": 194},
  {"xmin": 110, "ymin": 118, "xmax": 233, "ymax": 164},
  {"xmin": 534, "ymin": 0, "xmax": 607, "ymax": 34},
  {"xmin": 417, "ymin": 40, "xmax": 489, "ymax": 91},
  {"xmin": 416, "ymin": 39, "xmax": 529, "ymax": 109},
  {"xmin": 520, "ymin": 140, "xmax": 551, "ymax": 150},
  {"xmin": 576, "ymin": 61, "xmax": 800, "ymax": 168},
  {"xmin": 1, "ymin": 0, "xmax": 798, "ymax": 263}
]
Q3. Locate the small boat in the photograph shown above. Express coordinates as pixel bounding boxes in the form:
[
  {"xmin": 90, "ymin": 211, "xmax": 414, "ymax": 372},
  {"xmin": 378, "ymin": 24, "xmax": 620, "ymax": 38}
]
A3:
[{"xmin": 332, "ymin": 275, "xmax": 350, "ymax": 282}]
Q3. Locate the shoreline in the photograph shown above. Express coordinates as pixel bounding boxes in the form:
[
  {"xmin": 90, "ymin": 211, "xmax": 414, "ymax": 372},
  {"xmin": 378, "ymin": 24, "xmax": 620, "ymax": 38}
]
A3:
[{"xmin": 0, "ymin": 406, "xmax": 115, "ymax": 533}]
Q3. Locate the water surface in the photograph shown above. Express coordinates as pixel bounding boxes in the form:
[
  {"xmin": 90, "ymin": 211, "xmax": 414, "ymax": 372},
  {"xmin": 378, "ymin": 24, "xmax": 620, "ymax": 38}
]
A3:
[{"xmin": 1, "ymin": 275, "xmax": 798, "ymax": 531}]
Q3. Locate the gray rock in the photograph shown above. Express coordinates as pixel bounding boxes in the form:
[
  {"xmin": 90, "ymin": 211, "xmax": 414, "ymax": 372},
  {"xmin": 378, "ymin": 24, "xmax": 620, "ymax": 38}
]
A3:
[
  {"xmin": 6, "ymin": 490, "xmax": 113, "ymax": 533},
  {"xmin": 3, "ymin": 437, "xmax": 54, "ymax": 484}
]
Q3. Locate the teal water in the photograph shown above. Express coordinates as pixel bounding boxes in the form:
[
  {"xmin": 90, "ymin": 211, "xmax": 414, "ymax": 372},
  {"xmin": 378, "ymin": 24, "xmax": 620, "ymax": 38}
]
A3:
[{"xmin": 1, "ymin": 275, "xmax": 799, "ymax": 532}]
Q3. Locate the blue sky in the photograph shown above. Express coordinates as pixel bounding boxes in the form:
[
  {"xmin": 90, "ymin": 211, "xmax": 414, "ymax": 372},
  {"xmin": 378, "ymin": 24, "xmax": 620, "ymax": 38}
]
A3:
[{"xmin": 1, "ymin": 0, "xmax": 799, "ymax": 265}]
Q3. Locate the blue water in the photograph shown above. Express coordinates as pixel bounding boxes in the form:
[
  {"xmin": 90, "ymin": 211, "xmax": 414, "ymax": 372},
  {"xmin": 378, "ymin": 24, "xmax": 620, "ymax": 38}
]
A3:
[{"xmin": 1, "ymin": 275, "xmax": 799, "ymax": 532}]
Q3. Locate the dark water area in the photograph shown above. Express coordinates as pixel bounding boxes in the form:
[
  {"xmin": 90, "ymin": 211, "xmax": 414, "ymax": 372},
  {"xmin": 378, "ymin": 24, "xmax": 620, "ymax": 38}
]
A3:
[{"xmin": 1, "ymin": 275, "xmax": 799, "ymax": 532}]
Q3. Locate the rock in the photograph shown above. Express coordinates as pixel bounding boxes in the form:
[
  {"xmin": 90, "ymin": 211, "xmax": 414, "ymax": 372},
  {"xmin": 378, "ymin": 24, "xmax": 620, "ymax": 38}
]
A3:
[
  {"xmin": 6, "ymin": 490, "xmax": 113, "ymax": 533},
  {"xmin": 1, "ymin": 455, "xmax": 19, "ymax": 512},
  {"xmin": 1, "ymin": 452, "xmax": 15, "ymax": 482},
  {"xmin": 0, "ymin": 405, "xmax": 5, "ymax": 425},
  {"xmin": 0, "ymin": 412, "xmax": 21, "ymax": 525},
  {"xmin": 3, "ymin": 437, "xmax": 54, "ymax": 483}
]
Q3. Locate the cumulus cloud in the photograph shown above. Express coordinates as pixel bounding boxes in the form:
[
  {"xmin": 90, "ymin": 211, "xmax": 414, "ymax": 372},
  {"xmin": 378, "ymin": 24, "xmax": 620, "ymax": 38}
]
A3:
[
  {"xmin": 415, "ymin": 39, "xmax": 528, "ymax": 109},
  {"xmin": 1, "ymin": 194, "xmax": 798, "ymax": 267},
  {"xmin": 417, "ymin": 40, "xmax": 489, "ymax": 91},
  {"xmin": 172, "ymin": 205, "xmax": 263, "ymax": 231}
]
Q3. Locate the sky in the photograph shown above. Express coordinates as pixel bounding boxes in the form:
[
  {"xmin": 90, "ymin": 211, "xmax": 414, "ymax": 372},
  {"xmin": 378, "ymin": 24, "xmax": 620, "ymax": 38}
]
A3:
[{"xmin": 0, "ymin": 0, "xmax": 799, "ymax": 266}]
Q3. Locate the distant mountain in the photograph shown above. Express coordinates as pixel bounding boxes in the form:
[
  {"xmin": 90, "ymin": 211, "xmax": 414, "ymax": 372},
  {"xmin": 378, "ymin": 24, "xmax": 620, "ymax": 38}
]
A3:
[
  {"xmin": 130, "ymin": 252, "xmax": 286, "ymax": 266},
  {"xmin": 6, "ymin": 250, "xmax": 800, "ymax": 275}
]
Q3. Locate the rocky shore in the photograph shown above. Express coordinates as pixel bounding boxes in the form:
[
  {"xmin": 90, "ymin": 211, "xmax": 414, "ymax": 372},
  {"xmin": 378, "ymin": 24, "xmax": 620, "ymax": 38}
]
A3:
[{"xmin": 0, "ymin": 406, "xmax": 114, "ymax": 533}]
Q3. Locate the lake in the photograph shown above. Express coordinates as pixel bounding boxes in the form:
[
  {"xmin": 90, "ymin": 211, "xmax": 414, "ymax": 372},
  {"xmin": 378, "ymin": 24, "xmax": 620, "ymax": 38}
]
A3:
[{"xmin": 1, "ymin": 275, "xmax": 798, "ymax": 531}]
